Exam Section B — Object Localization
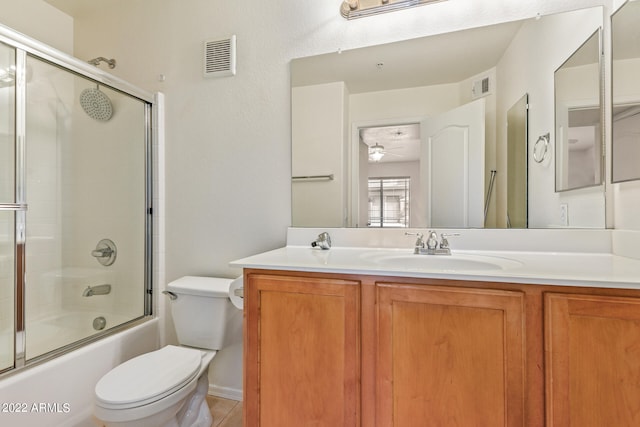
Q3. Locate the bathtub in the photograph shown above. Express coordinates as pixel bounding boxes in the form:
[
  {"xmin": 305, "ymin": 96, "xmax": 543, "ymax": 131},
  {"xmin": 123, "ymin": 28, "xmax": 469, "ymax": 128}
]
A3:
[
  {"xmin": 25, "ymin": 311, "xmax": 134, "ymax": 360},
  {"xmin": 0, "ymin": 318, "xmax": 159, "ymax": 427}
]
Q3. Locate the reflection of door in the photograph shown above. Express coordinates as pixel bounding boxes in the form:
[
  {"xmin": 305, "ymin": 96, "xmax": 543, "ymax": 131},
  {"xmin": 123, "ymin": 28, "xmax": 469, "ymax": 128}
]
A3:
[
  {"xmin": 420, "ymin": 99, "xmax": 485, "ymax": 228},
  {"xmin": 507, "ymin": 94, "xmax": 528, "ymax": 229}
]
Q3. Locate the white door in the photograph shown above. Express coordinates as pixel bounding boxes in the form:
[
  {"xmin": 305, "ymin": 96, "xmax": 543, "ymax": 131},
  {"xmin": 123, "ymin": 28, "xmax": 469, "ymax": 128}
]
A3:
[{"xmin": 420, "ymin": 98, "xmax": 485, "ymax": 228}]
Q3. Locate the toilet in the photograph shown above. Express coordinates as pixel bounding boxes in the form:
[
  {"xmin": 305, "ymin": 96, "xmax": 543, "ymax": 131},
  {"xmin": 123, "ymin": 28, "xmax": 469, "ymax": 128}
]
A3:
[{"xmin": 93, "ymin": 276, "xmax": 241, "ymax": 427}]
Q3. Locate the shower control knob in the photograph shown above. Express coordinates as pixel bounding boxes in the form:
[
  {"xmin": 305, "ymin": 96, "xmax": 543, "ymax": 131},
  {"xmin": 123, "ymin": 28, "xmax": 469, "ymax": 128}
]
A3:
[{"xmin": 92, "ymin": 239, "xmax": 117, "ymax": 266}]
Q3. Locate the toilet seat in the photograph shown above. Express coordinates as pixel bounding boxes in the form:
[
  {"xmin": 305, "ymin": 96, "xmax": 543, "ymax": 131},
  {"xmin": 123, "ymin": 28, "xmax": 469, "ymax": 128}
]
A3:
[{"xmin": 95, "ymin": 345, "xmax": 202, "ymax": 410}]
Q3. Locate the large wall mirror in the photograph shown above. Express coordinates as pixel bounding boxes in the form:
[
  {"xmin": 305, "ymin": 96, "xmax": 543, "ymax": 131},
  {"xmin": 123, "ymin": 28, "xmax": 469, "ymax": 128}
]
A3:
[
  {"xmin": 291, "ymin": 6, "xmax": 605, "ymax": 229},
  {"xmin": 612, "ymin": 0, "xmax": 640, "ymax": 183},
  {"xmin": 554, "ymin": 30, "xmax": 603, "ymax": 193}
]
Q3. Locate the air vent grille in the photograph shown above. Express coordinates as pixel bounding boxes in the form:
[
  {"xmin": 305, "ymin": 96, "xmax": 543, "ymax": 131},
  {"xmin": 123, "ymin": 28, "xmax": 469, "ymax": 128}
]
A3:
[
  {"xmin": 471, "ymin": 76, "xmax": 491, "ymax": 99},
  {"xmin": 204, "ymin": 35, "xmax": 236, "ymax": 77}
]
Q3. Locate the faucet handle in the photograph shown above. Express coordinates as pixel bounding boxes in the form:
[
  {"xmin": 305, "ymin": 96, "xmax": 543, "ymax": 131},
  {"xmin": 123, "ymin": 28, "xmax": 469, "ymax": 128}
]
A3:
[
  {"xmin": 311, "ymin": 232, "xmax": 332, "ymax": 250},
  {"xmin": 405, "ymin": 232, "xmax": 424, "ymax": 254},
  {"xmin": 439, "ymin": 233, "xmax": 460, "ymax": 249},
  {"xmin": 404, "ymin": 232, "xmax": 424, "ymax": 241}
]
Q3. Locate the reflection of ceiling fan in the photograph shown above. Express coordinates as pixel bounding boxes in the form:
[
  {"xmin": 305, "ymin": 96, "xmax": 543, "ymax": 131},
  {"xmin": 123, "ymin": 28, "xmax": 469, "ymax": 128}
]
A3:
[{"xmin": 369, "ymin": 143, "xmax": 403, "ymax": 162}]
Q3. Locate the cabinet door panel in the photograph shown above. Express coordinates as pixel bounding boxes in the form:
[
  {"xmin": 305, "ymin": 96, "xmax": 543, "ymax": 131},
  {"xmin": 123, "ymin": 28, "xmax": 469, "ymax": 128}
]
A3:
[
  {"xmin": 546, "ymin": 293, "xmax": 640, "ymax": 426},
  {"xmin": 245, "ymin": 273, "xmax": 360, "ymax": 427},
  {"xmin": 376, "ymin": 283, "xmax": 525, "ymax": 426}
]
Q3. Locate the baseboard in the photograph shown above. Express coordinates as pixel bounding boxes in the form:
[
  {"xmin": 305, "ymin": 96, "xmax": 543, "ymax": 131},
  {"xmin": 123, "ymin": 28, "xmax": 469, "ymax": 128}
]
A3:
[{"xmin": 208, "ymin": 384, "xmax": 243, "ymax": 401}]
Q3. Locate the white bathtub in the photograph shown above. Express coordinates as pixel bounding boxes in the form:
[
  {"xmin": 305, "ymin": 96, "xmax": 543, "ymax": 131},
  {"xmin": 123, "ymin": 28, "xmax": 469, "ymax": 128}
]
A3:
[
  {"xmin": 0, "ymin": 318, "xmax": 159, "ymax": 427},
  {"xmin": 25, "ymin": 311, "xmax": 135, "ymax": 360}
]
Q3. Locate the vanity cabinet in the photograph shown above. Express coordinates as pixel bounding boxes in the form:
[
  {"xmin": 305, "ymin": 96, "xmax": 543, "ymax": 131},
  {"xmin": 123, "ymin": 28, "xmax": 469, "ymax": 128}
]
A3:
[
  {"xmin": 375, "ymin": 282, "xmax": 526, "ymax": 426},
  {"xmin": 243, "ymin": 269, "xmax": 640, "ymax": 427},
  {"xmin": 243, "ymin": 272, "xmax": 361, "ymax": 427},
  {"xmin": 545, "ymin": 293, "xmax": 640, "ymax": 426}
]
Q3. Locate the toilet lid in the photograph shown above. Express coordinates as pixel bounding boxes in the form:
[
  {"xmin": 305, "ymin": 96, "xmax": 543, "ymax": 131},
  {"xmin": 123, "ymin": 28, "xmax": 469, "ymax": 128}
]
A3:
[{"xmin": 95, "ymin": 345, "xmax": 202, "ymax": 409}]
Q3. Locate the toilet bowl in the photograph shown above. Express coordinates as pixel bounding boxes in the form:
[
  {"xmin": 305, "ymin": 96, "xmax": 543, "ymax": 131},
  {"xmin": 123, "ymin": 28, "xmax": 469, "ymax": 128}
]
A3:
[{"xmin": 93, "ymin": 276, "xmax": 241, "ymax": 427}]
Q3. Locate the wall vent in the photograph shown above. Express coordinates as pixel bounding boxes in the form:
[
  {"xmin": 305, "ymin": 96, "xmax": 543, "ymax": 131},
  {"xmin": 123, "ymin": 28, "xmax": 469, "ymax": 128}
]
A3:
[
  {"xmin": 471, "ymin": 76, "xmax": 491, "ymax": 99},
  {"xmin": 204, "ymin": 35, "xmax": 236, "ymax": 77}
]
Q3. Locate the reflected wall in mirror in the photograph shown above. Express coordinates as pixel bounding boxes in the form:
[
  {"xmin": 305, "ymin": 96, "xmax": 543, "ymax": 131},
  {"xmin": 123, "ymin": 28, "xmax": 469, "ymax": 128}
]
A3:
[
  {"xmin": 291, "ymin": 6, "xmax": 605, "ymax": 229},
  {"xmin": 612, "ymin": 0, "xmax": 640, "ymax": 183},
  {"xmin": 554, "ymin": 30, "xmax": 603, "ymax": 192}
]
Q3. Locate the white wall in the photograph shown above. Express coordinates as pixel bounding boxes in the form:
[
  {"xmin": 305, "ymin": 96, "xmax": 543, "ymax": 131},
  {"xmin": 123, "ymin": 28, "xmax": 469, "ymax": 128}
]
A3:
[
  {"xmin": 70, "ymin": 0, "xmax": 295, "ymax": 282},
  {"xmin": 0, "ymin": 0, "xmax": 73, "ymax": 54}
]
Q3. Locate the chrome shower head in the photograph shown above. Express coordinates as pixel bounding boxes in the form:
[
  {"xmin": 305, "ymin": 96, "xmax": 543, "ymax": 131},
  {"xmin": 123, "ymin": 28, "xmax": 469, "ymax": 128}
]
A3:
[{"xmin": 80, "ymin": 86, "xmax": 113, "ymax": 121}]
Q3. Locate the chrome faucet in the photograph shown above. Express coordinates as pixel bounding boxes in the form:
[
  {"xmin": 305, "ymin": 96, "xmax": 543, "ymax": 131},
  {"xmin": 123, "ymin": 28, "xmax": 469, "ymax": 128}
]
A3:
[
  {"xmin": 82, "ymin": 284, "xmax": 112, "ymax": 297},
  {"xmin": 406, "ymin": 230, "xmax": 459, "ymax": 255},
  {"xmin": 426, "ymin": 230, "xmax": 439, "ymax": 251}
]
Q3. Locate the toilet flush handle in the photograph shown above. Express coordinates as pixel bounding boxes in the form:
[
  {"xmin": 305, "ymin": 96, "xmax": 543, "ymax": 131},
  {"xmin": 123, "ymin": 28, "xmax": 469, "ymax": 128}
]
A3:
[{"xmin": 162, "ymin": 290, "xmax": 177, "ymax": 300}]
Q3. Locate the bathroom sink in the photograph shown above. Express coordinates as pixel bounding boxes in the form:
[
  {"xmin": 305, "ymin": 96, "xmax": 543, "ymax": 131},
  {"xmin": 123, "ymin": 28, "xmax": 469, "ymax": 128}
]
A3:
[{"xmin": 361, "ymin": 251, "xmax": 523, "ymax": 272}]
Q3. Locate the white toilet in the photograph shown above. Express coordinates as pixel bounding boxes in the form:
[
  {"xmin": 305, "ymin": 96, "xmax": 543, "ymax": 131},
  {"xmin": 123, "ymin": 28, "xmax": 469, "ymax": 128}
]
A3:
[{"xmin": 93, "ymin": 276, "xmax": 240, "ymax": 427}]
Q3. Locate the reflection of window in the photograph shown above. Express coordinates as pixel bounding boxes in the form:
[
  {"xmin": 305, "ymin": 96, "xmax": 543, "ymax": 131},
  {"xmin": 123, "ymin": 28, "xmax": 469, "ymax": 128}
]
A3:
[{"xmin": 368, "ymin": 177, "xmax": 410, "ymax": 227}]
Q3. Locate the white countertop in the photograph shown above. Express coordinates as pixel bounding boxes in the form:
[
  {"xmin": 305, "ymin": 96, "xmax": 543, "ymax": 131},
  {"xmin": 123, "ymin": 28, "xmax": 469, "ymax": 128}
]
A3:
[
  {"xmin": 230, "ymin": 228, "xmax": 640, "ymax": 289},
  {"xmin": 230, "ymin": 245, "xmax": 640, "ymax": 289}
]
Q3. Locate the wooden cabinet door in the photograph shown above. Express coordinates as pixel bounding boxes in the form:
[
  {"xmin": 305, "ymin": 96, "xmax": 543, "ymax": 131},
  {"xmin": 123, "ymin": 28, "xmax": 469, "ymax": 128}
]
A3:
[
  {"xmin": 376, "ymin": 282, "xmax": 526, "ymax": 426},
  {"xmin": 546, "ymin": 293, "xmax": 640, "ymax": 426},
  {"xmin": 244, "ymin": 273, "xmax": 360, "ymax": 427}
]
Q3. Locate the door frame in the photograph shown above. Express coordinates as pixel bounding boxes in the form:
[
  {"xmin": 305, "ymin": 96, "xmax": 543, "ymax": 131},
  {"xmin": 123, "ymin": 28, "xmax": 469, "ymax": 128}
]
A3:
[{"xmin": 348, "ymin": 116, "xmax": 425, "ymax": 227}]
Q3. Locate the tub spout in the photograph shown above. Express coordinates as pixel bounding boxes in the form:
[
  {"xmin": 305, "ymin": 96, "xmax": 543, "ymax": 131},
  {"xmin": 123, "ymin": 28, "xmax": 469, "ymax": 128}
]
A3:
[{"xmin": 82, "ymin": 284, "xmax": 111, "ymax": 297}]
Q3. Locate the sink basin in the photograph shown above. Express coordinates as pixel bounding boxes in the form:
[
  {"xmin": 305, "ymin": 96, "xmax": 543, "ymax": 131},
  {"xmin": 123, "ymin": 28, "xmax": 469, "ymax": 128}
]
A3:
[{"xmin": 361, "ymin": 251, "xmax": 523, "ymax": 272}]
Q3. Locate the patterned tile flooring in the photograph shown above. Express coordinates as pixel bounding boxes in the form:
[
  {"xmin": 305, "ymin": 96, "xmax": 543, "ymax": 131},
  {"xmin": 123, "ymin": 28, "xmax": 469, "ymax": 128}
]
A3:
[{"xmin": 206, "ymin": 395, "xmax": 242, "ymax": 427}]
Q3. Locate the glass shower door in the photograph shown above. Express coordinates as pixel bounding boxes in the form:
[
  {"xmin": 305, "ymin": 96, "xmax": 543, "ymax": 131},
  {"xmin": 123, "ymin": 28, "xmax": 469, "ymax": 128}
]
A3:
[
  {"xmin": 0, "ymin": 42, "xmax": 16, "ymax": 372},
  {"xmin": 23, "ymin": 55, "xmax": 148, "ymax": 360}
]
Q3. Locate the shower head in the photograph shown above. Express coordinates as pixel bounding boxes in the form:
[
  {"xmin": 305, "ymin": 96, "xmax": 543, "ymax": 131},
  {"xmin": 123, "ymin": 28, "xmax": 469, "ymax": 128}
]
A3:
[
  {"xmin": 80, "ymin": 86, "xmax": 113, "ymax": 121},
  {"xmin": 87, "ymin": 57, "xmax": 116, "ymax": 69}
]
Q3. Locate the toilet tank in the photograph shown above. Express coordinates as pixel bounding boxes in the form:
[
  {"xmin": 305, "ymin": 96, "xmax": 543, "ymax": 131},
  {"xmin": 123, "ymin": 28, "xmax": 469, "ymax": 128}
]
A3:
[{"xmin": 167, "ymin": 276, "xmax": 234, "ymax": 350}]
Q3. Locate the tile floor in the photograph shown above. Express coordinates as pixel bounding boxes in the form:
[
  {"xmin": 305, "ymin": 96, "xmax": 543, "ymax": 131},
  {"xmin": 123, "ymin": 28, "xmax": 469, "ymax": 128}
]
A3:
[{"xmin": 206, "ymin": 395, "xmax": 242, "ymax": 427}]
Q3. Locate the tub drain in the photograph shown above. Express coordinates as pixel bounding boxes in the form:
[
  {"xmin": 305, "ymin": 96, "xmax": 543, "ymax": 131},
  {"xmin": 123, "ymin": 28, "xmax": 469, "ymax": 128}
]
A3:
[{"xmin": 93, "ymin": 316, "xmax": 107, "ymax": 331}]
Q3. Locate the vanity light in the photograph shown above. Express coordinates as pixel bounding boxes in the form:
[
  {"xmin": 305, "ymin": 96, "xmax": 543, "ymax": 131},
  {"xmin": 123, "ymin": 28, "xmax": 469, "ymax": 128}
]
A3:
[{"xmin": 341, "ymin": 0, "xmax": 446, "ymax": 20}]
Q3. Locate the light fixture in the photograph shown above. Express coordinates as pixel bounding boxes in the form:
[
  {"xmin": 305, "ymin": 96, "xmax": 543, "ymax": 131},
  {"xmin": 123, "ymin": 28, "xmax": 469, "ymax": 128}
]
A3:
[
  {"xmin": 369, "ymin": 143, "xmax": 385, "ymax": 162},
  {"xmin": 341, "ymin": 0, "xmax": 446, "ymax": 20}
]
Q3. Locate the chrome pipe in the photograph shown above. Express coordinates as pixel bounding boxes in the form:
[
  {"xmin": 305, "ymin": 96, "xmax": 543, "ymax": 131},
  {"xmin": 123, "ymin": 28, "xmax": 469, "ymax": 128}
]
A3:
[{"xmin": 87, "ymin": 57, "xmax": 116, "ymax": 69}]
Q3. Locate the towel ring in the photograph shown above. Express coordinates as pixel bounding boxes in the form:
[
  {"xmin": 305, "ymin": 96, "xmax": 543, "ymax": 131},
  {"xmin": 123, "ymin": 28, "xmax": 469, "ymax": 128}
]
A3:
[{"xmin": 533, "ymin": 133, "xmax": 550, "ymax": 163}]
